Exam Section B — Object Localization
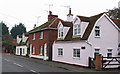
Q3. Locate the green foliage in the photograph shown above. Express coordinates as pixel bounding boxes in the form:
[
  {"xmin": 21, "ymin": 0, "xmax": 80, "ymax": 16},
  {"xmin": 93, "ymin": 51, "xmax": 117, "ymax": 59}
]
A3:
[
  {"xmin": 107, "ymin": 8, "xmax": 120, "ymax": 19},
  {"xmin": 2, "ymin": 34, "xmax": 16, "ymax": 52},
  {"xmin": 0, "ymin": 22, "xmax": 9, "ymax": 35},
  {"xmin": 10, "ymin": 23, "xmax": 26, "ymax": 39}
]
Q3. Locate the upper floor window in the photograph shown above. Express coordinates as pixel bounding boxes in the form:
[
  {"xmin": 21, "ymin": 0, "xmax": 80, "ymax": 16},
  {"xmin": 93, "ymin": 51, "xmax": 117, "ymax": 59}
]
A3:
[
  {"xmin": 33, "ymin": 33, "xmax": 35, "ymax": 40},
  {"xmin": 40, "ymin": 32, "xmax": 43, "ymax": 39},
  {"xmin": 95, "ymin": 26, "xmax": 100, "ymax": 37},
  {"xmin": 58, "ymin": 28, "xmax": 63, "ymax": 38},
  {"xmin": 73, "ymin": 24, "xmax": 80, "ymax": 36}
]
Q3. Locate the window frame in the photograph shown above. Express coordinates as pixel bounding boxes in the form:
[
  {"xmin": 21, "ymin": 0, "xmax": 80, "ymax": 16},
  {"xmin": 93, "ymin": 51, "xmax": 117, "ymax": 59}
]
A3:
[
  {"xmin": 33, "ymin": 33, "xmax": 35, "ymax": 40},
  {"xmin": 107, "ymin": 49, "xmax": 112, "ymax": 59},
  {"xmin": 73, "ymin": 49, "xmax": 80, "ymax": 58},
  {"xmin": 32, "ymin": 46, "xmax": 35, "ymax": 54},
  {"xmin": 95, "ymin": 26, "xmax": 100, "ymax": 37},
  {"xmin": 40, "ymin": 32, "xmax": 43, "ymax": 39},
  {"xmin": 58, "ymin": 28, "xmax": 63, "ymax": 39},
  {"xmin": 40, "ymin": 46, "xmax": 43, "ymax": 56},
  {"xmin": 94, "ymin": 49, "xmax": 100, "ymax": 58},
  {"xmin": 73, "ymin": 24, "xmax": 81, "ymax": 37},
  {"xmin": 58, "ymin": 48, "xmax": 63, "ymax": 56}
]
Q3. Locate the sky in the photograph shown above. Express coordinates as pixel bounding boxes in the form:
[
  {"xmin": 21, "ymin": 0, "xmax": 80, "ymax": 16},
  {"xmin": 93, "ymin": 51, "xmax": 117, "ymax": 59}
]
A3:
[{"xmin": 0, "ymin": 0, "xmax": 120, "ymax": 32}]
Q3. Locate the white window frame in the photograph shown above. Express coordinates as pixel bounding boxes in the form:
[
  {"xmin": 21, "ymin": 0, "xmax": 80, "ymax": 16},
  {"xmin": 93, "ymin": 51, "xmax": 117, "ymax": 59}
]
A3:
[
  {"xmin": 33, "ymin": 33, "xmax": 35, "ymax": 40},
  {"xmin": 58, "ymin": 28, "xmax": 63, "ymax": 39},
  {"xmin": 17, "ymin": 48, "xmax": 19, "ymax": 54},
  {"xmin": 33, "ymin": 46, "xmax": 35, "ymax": 54},
  {"xmin": 40, "ymin": 46, "xmax": 43, "ymax": 55},
  {"xmin": 107, "ymin": 49, "xmax": 112, "ymax": 59},
  {"xmin": 58, "ymin": 48, "xmax": 63, "ymax": 56},
  {"xmin": 95, "ymin": 26, "xmax": 100, "ymax": 37},
  {"xmin": 73, "ymin": 49, "xmax": 80, "ymax": 58},
  {"xmin": 73, "ymin": 24, "xmax": 80, "ymax": 36},
  {"xmin": 40, "ymin": 32, "xmax": 43, "ymax": 39}
]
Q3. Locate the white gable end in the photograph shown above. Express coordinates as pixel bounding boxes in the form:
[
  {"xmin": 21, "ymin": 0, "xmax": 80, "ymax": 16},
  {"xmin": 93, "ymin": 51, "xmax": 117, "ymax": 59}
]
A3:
[{"xmin": 88, "ymin": 14, "xmax": 119, "ymax": 57}]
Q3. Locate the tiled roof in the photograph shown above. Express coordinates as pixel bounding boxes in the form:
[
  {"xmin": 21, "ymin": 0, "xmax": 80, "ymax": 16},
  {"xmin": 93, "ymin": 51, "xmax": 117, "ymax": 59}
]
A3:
[
  {"xmin": 57, "ymin": 12, "xmax": 104, "ymax": 41},
  {"xmin": 111, "ymin": 19, "xmax": 120, "ymax": 29},
  {"xmin": 29, "ymin": 17, "xmax": 63, "ymax": 33}
]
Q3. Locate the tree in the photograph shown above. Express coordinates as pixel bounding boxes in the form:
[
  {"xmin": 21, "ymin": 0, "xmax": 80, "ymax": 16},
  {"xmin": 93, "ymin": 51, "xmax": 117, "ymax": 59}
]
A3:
[
  {"xmin": 10, "ymin": 23, "xmax": 26, "ymax": 39},
  {"xmin": 0, "ymin": 22, "xmax": 9, "ymax": 35},
  {"xmin": 107, "ymin": 8, "xmax": 120, "ymax": 19}
]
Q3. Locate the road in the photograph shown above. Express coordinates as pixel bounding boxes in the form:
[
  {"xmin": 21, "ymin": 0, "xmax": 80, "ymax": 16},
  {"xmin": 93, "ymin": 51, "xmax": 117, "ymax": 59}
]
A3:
[
  {"xmin": 2, "ymin": 53, "xmax": 119, "ymax": 74},
  {"xmin": 2, "ymin": 53, "xmax": 71, "ymax": 73}
]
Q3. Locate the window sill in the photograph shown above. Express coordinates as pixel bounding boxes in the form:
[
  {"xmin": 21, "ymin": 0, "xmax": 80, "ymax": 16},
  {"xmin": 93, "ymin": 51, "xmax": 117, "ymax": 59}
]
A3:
[
  {"xmin": 39, "ymin": 38, "xmax": 43, "ymax": 40},
  {"xmin": 32, "ymin": 39, "xmax": 35, "ymax": 40},
  {"xmin": 73, "ymin": 57, "xmax": 80, "ymax": 60},
  {"xmin": 94, "ymin": 36, "xmax": 100, "ymax": 38},
  {"xmin": 58, "ymin": 55, "xmax": 63, "ymax": 57},
  {"xmin": 72, "ymin": 35, "xmax": 81, "ymax": 38},
  {"xmin": 57, "ymin": 38, "xmax": 64, "ymax": 40}
]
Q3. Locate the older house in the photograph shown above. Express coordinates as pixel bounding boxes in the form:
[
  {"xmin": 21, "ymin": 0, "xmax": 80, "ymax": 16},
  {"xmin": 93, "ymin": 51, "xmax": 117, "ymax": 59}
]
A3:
[
  {"xmin": 28, "ymin": 11, "xmax": 64, "ymax": 60},
  {"xmin": 53, "ymin": 12, "xmax": 120, "ymax": 68},
  {"xmin": 16, "ymin": 33, "xmax": 29, "ymax": 56}
]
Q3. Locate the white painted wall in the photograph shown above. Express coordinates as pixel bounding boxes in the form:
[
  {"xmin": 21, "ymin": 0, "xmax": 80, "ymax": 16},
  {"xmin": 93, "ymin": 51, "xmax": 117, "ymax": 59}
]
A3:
[
  {"xmin": 53, "ymin": 41, "xmax": 91, "ymax": 67},
  {"xmin": 88, "ymin": 15, "xmax": 119, "ymax": 57},
  {"xmin": 16, "ymin": 46, "xmax": 27, "ymax": 56}
]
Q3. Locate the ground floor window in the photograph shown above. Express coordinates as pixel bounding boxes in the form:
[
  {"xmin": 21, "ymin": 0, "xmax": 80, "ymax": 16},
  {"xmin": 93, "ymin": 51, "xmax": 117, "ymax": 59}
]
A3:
[
  {"xmin": 58, "ymin": 48, "xmax": 63, "ymax": 56},
  {"xmin": 73, "ymin": 49, "xmax": 80, "ymax": 58},
  {"xmin": 94, "ymin": 49, "xmax": 99, "ymax": 58},
  {"xmin": 107, "ymin": 49, "xmax": 112, "ymax": 59},
  {"xmin": 33, "ymin": 46, "xmax": 35, "ymax": 54},
  {"xmin": 40, "ymin": 46, "xmax": 43, "ymax": 55},
  {"xmin": 17, "ymin": 48, "xmax": 19, "ymax": 54}
]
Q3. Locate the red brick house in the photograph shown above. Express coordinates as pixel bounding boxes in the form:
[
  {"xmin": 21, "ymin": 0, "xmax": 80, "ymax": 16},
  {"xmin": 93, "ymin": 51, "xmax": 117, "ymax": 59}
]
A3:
[{"xmin": 28, "ymin": 11, "xmax": 63, "ymax": 60}]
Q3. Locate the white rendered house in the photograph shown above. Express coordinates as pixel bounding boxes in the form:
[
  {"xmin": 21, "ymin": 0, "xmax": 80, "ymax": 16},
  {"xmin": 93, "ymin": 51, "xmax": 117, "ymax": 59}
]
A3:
[
  {"xmin": 52, "ymin": 13, "xmax": 120, "ymax": 68},
  {"xmin": 16, "ymin": 33, "xmax": 29, "ymax": 56}
]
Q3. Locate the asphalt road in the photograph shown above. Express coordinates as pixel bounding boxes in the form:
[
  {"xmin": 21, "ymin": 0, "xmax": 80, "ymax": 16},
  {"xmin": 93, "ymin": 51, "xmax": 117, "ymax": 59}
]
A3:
[
  {"xmin": 2, "ymin": 53, "xmax": 71, "ymax": 73},
  {"xmin": 2, "ymin": 53, "xmax": 119, "ymax": 74}
]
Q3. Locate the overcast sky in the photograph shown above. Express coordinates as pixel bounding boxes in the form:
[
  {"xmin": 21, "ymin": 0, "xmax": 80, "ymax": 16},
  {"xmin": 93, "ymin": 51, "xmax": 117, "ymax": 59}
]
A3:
[{"xmin": 0, "ymin": 0, "xmax": 120, "ymax": 31}]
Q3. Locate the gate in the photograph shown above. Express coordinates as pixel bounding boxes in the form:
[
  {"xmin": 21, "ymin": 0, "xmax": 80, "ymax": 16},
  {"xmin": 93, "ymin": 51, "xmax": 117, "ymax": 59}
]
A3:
[
  {"xmin": 102, "ymin": 56, "xmax": 120, "ymax": 69},
  {"xmin": 89, "ymin": 57, "xmax": 95, "ymax": 68}
]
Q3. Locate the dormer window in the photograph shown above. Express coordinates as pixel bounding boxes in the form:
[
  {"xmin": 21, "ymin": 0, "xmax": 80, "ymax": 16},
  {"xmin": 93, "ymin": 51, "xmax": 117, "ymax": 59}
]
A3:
[
  {"xmin": 58, "ymin": 28, "xmax": 63, "ymax": 39},
  {"xmin": 73, "ymin": 24, "xmax": 80, "ymax": 36},
  {"xmin": 95, "ymin": 26, "xmax": 100, "ymax": 37}
]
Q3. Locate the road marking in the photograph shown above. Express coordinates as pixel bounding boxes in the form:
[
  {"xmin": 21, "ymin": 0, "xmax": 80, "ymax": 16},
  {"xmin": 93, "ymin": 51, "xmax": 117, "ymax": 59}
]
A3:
[
  {"xmin": 4, "ymin": 59, "xmax": 10, "ymax": 62},
  {"xmin": 13, "ymin": 63, "xmax": 23, "ymax": 67},
  {"xmin": 30, "ymin": 69, "xmax": 36, "ymax": 73}
]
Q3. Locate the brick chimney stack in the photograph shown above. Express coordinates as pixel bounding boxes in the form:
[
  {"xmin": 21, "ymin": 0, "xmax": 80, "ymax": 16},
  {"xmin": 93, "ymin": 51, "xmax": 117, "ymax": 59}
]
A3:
[{"xmin": 48, "ymin": 11, "xmax": 58, "ymax": 21}]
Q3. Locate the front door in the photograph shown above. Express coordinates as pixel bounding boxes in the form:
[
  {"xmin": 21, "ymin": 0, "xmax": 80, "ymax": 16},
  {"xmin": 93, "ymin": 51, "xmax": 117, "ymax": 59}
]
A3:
[
  {"xmin": 44, "ymin": 43, "xmax": 47, "ymax": 60},
  {"xmin": 20, "ymin": 48, "xmax": 22, "ymax": 55}
]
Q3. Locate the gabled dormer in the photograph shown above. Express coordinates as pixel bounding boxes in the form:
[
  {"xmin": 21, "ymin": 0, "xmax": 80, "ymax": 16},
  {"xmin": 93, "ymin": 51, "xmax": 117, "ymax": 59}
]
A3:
[
  {"xmin": 57, "ymin": 21, "xmax": 72, "ymax": 40},
  {"xmin": 72, "ymin": 16, "xmax": 89, "ymax": 38},
  {"xmin": 17, "ymin": 35, "xmax": 22, "ymax": 44}
]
